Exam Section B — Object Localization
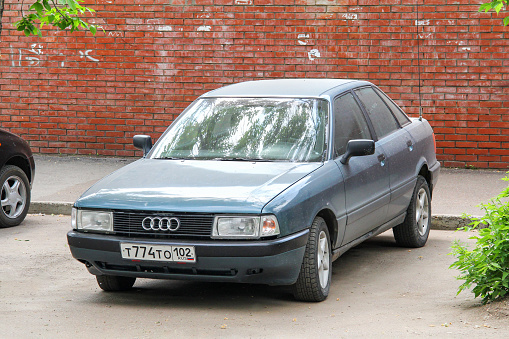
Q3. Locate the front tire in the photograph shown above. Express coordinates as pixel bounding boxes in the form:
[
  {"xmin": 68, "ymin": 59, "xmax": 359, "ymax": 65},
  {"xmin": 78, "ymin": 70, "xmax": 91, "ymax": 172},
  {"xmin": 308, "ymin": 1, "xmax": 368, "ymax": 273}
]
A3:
[
  {"xmin": 293, "ymin": 217, "xmax": 331, "ymax": 302},
  {"xmin": 393, "ymin": 175, "xmax": 431, "ymax": 248},
  {"xmin": 0, "ymin": 165, "xmax": 31, "ymax": 228},
  {"xmin": 96, "ymin": 275, "xmax": 136, "ymax": 292}
]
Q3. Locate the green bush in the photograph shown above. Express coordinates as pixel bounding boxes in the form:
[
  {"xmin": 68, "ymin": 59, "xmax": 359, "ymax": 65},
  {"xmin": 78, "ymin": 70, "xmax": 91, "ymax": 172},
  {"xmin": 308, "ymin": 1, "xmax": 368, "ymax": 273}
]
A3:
[{"xmin": 450, "ymin": 174, "xmax": 509, "ymax": 304}]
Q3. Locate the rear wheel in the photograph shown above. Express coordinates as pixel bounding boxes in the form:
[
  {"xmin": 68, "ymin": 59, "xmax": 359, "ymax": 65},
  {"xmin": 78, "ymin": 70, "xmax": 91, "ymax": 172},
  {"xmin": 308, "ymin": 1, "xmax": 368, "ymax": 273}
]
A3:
[
  {"xmin": 393, "ymin": 175, "xmax": 431, "ymax": 248},
  {"xmin": 293, "ymin": 217, "xmax": 331, "ymax": 302},
  {"xmin": 0, "ymin": 165, "xmax": 31, "ymax": 228},
  {"xmin": 96, "ymin": 275, "xmax": 136, "ymax": 292}
]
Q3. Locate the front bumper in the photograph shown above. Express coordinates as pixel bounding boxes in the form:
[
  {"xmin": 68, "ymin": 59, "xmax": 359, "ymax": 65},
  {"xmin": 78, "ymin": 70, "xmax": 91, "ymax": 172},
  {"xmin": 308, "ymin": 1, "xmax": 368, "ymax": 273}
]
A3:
[{"xmin": 67, "ymin": 229, "xmax": 309, "ymax": 286}]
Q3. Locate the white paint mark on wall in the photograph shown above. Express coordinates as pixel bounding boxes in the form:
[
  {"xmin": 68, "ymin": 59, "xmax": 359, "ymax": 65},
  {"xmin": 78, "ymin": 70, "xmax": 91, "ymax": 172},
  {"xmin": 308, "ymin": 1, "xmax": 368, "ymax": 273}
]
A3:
[
  {"xmin": 13, "ymin": 44, "xmax": 44, "ymax": 67},
  {"xmin": 446, "ymin": 40, "xmax": 467, "ymax": 45},
  {"xmin": 79, "ymin": 50, "xmax": 99, "ymax": 62},
  {"xmin": 29, "ymin": 44, "xmax": 43, "ymax": 56},
  {"xmin": 298, "ymin": 34, "xmax": 310, "ymax": 45},
  {"xmin": 198, "ymin": 13, "xmax": 211, "ymax": 18},
  {"xmin": 25, "ymin": 44, "xmax": 43, "ymax": 66},
  {"xmin": 418, "ymin": 33, "xmax": 433, "ymax": 39},
  {"xmin": 235, "ymin": 0, "xmax": 253, "ymax": 5},
  {"xmin": 197, "ymin": 26, "xmax": 212, "ymax": 31},
  {"xmin": 461, "ymin": 47, "xmax": 471, "ymax": 51},
  {"xmin": 415, "ymin": 19, "xmax": 430, "ymax": 26},
  {"xmin": 24, "ymin": 51, "xmax": 40, "ymax": 66},
  {"xmin": 340, "ymin": 13, "xmax": 358, "ymax": 20},
  {"xmin": 308, "ymin": 49, "xmax": 321, "ymax": 61},
  {"xmin": 157, "ymin": 26, "xmax": 173, "ymax": 31},
  {"xmin": 59, "ymin": 53, "xmax": 65, "ymax": 67}
]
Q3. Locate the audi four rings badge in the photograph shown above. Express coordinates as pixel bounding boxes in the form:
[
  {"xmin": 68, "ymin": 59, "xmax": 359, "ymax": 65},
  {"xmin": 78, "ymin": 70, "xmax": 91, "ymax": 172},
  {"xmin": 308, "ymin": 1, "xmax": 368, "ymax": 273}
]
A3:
[{"xmin": 142, "ymin": 217, "xmax": 180, "ymax": 231}]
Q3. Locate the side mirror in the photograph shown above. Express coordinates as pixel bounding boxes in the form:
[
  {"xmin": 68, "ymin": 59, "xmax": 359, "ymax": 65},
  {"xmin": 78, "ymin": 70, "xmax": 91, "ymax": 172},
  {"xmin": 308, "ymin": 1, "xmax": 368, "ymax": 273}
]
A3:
[
  {"xmin": 133, "ymin": 135, "xmax": 152, "ymax": 157},
  {"xmin": 340, "ymin": 139, "xmax": 375, "ymax": 165}
]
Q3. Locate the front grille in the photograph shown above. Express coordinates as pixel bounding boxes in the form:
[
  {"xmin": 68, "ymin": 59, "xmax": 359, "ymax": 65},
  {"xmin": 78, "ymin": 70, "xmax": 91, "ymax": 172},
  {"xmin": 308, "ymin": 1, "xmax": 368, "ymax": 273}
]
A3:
[{"xmin": 113, "ymin": 211, "xmax": 214, "ymax": 239}]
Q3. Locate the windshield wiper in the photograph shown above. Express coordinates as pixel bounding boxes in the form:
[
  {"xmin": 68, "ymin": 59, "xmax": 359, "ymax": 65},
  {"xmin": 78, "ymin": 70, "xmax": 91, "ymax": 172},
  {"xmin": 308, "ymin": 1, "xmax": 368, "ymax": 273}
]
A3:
[
  {"xmin": 158, "ymin": 156, "xmax": 194, "ymax": 160},
  {"xmin": 212, "ymin": 157, "xmax": 277, "ymax": 162}
]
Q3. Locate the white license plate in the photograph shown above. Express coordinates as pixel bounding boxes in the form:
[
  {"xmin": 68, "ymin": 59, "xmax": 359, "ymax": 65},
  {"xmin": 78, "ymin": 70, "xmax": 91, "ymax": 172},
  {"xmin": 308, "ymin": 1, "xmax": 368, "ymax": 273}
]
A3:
[{"xmin": 120, "ymin": 243, "xmax": 196, "ymax": 263}]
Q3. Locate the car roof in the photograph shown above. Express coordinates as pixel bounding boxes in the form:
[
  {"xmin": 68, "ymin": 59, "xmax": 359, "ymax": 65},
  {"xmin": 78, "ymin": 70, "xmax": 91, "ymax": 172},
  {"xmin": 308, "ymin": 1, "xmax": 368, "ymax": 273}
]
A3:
[{"xmin": 201, "ymin": 79, "xmax": 372, "ymax": 98}]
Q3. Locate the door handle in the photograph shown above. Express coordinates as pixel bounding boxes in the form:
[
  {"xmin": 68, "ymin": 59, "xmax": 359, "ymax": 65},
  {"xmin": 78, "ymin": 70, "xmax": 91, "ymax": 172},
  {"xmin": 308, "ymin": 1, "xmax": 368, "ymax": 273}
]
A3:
[
  {"xmin": 407, "ymin": 140, "xmax": 414, "ymax": 151},
  {"xmin": 377, "ymin": 154, "xmax": 386, "ymax": 162}
]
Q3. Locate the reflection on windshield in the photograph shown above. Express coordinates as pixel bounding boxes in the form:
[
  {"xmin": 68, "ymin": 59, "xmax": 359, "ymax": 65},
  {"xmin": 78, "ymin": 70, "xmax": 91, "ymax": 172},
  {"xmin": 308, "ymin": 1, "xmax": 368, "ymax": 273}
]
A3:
[{"xmin": 151, "ymin": 98, "xmax": 329, "ymax": 162}]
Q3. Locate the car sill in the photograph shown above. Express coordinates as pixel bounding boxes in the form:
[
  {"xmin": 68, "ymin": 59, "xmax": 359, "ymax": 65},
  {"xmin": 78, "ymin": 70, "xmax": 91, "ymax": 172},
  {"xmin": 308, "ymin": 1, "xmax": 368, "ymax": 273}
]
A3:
[{"xmin": 331, "ymin": 212, "xmax": 406, "ymax": 262}]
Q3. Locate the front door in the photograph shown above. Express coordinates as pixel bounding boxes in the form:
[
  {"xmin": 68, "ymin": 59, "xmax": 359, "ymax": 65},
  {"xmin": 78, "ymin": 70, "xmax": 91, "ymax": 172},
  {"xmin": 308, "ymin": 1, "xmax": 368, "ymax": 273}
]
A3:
[{"xmin": 332, "ymin": 92, "xmax": 390, "ymax": 245}]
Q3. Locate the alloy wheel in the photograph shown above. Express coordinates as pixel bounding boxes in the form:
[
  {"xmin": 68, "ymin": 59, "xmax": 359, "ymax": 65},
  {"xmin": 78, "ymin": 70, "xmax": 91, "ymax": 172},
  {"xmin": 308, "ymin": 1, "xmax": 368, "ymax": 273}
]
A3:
[
  {"xmin": 317, "ymin": 230, "xmax": 330, "ymax": 289},
  {"xmin": 1, "ymin": 175, "xmax": 27, "ymax": 219},
  {"xmin": 415, "ymin": 187, "xmax": 429, "ymax": 236}
]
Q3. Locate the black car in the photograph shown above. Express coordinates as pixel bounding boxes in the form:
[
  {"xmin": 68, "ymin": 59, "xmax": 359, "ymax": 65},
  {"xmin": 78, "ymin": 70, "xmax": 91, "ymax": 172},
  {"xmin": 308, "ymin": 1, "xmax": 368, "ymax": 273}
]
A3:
[{"xmin": 0, "ymin": 129, "xmax": 35, "ymax": 228}]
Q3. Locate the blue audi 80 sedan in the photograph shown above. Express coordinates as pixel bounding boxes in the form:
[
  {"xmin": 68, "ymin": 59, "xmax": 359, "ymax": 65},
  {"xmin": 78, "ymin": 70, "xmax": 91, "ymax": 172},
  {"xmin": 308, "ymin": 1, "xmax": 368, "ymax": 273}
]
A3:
[{"xmin": 68, "ymin": 79, "xmax": 440, "ymax": 301}]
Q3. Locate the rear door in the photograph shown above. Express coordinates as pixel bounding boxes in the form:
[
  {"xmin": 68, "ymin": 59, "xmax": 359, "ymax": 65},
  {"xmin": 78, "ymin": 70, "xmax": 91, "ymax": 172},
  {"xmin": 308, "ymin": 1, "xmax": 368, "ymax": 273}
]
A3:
[
  {"xmin": 333, "ymin": 92, "xmax": 390, "ymax": 245},
  {"xmin": 353, "ymin": 87, "xmax": 416, "ymax": 221}
]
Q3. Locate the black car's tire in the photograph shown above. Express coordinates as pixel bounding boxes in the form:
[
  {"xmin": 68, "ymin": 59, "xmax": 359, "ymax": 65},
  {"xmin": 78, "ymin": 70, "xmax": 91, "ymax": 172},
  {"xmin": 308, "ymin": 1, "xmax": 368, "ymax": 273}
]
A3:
[
  {"xmin": 0, "ymin": 165, "xmax": 31, "ymax": 228},
  {"xmin": 293, "ymin": 217, "xmax": 331, "ymax": 302},
  {"xmin": 393, "ymin": 175, "xmax": 431, "ymax": 248},
  {"xmin": 96, "ymin": 275, "xmax": 136, "ymax": 292}
]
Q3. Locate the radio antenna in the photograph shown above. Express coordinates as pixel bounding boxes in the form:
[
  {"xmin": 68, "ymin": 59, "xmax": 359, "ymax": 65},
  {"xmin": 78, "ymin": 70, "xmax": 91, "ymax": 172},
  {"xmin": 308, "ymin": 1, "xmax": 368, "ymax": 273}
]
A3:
[{"xmin": 417, "ymin": 0, "xmax": 423, "ymax": 121}]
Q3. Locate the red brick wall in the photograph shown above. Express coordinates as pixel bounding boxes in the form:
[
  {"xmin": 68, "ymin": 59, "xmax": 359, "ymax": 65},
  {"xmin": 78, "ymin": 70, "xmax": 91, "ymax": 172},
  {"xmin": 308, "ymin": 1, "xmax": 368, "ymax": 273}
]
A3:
[{"xmin": 1, "ymin": 0, "xmax": 508, "ymax": 168}]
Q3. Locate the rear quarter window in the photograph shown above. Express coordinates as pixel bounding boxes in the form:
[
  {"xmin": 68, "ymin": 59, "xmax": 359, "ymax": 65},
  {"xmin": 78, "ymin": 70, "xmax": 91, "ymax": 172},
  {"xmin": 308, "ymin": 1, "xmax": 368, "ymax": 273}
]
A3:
[{"xmin": 374, "ymin": 88, "xmax": 411, "ymax": 127}]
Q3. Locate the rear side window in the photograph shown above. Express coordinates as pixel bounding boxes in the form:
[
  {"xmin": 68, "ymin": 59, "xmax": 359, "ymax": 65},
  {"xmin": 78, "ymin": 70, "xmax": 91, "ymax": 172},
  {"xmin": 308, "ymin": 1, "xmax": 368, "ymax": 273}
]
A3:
[
  {"xmin": 333, "ymin": 93, "xmax": 372, "ymax": 157},
  {"xmin": 374, "ymin": 88, "xmax": 411, "ymax": 127},
  {"xmin": 354, "ymin": 87, "xmax": 399, "ymax": 140}
]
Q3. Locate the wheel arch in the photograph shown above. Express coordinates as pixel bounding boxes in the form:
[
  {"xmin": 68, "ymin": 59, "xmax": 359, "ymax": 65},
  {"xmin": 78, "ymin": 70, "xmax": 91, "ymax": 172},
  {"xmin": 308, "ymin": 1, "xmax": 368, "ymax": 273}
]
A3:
[
  {"xmin": 316, "ymin": 208, "xmax": 339, "ymax": 248},
  {"xmin": 5, "ymin": 156, "xmax": 32, "ymax": 184},
  {"xmin": 417, "ymin": 164, "xmax": 432, "ymax": 196}
]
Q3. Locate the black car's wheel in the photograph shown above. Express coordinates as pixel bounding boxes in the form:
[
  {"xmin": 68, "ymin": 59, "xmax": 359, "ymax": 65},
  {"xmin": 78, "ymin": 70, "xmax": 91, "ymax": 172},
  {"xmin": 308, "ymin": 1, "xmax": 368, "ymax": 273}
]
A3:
[
  {"xmin": 96, "ymin": 275, "xmax": 136, "ymax": 292},
  {"xmin": 0, "ymin": 165, "xmax": 31, "ymax": 228},
  {"xmin": 393, "ymin": 175, "xmax": 431, "ymax": 248},
  {"xmin": 293, "ymin": 216, "xmax": 331, "ymax": 302}
]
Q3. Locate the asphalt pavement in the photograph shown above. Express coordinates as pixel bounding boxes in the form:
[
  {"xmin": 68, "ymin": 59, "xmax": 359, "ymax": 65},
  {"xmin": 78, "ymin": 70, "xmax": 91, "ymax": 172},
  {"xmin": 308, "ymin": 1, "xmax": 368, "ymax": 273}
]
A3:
[
  {"xmin": 3, "ymin": 215, "xmax": 507, "ymax": 337},
  {"xmin": 29, "ymin": 155, "xmax": 509, "ymax": 230}
]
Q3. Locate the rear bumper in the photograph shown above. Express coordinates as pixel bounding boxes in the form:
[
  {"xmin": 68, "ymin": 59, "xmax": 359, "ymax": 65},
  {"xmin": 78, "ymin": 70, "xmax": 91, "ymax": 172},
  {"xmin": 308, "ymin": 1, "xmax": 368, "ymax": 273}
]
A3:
[
  {"xmin": 429, "ymin": 160, "xmax": 440, "ymax": 194},
  {"xmin": 67, "ymin": 229, "xmax": 308, "ymax": 286}
]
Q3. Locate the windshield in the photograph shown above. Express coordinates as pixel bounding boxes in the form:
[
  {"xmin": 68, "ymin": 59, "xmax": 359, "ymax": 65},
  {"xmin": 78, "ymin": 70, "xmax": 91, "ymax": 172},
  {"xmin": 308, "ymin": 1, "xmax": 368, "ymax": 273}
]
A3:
[{"xmin": 151, "ymin": 97, "xmax": 329, "ymax": 162}]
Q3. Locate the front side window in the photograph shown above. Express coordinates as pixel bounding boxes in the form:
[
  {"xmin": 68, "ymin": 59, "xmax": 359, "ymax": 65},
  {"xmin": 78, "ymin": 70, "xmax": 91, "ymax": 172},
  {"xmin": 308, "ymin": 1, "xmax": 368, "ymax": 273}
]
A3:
[
  {"xmin": 151, "ymin": 98, "xmax": 329, "ymax": 162},
  {"xmin": 354, "ymin": 87, "xmax": 399, "ymax": 140},
  {"xmin": 334, "ymin": 93, "xmax": 372, "ymax": 157}
]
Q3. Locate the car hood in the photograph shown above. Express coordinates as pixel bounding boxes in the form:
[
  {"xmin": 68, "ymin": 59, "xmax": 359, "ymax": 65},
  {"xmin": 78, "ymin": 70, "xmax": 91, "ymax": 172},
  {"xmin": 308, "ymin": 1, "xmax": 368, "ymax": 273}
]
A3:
[{"xmin": 75, "ymin": 159, "xmax": 322, "ymax": 213}]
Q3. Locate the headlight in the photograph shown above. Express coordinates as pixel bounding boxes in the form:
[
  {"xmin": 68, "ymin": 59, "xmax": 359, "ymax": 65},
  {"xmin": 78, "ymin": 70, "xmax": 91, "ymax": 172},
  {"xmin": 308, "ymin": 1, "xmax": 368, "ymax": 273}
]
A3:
[
  {"xmin": 74, "ymin": 209, "xmax": 113, "ymax": 233},
  {"xmin": 212, "ymin": 215, "xmax": 280, "ymax": 239}
]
